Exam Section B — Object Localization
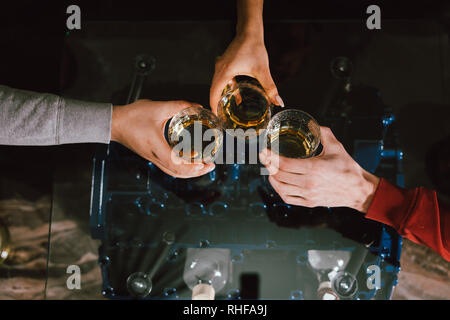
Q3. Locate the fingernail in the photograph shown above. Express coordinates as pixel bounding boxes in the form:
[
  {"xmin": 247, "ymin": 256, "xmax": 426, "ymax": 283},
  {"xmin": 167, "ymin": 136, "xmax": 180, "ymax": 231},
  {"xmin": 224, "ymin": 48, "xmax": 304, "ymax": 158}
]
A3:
[{"xmin": 275, "ymin": 95, "xmax": 285, "ymax": 108}]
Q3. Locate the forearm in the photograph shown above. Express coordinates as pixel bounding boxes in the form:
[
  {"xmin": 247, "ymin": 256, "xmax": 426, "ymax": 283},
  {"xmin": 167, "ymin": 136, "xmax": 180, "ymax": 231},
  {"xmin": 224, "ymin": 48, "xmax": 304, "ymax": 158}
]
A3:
[
  {"xmin": 0, "ymin": 85, "xmax": 112, "ymax": 146},
  {"xmin": 236, "ymin": 0, "xmax": 264, "ymax": 40},
  {"xmin": 366, "ymin": 178, "xmax": 450, "ymax": 261}
]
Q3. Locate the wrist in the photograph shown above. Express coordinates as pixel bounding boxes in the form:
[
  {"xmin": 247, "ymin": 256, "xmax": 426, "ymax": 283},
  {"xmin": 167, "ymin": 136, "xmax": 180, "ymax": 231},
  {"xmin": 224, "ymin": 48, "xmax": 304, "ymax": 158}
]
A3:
[
  {"xmin": 236, "ymin": 0, "xmax": 264, "ymax": 42},
  {"xmin": 236, "ymin": 22, "xmax": 264, "ymax": 42},
  {"xmin": 353, "ymin": 169, "xmax": 381, "ymax": 213},
  {"xmin": 110, "ymin": 105, "xmax": 123, "ymax": 143}
]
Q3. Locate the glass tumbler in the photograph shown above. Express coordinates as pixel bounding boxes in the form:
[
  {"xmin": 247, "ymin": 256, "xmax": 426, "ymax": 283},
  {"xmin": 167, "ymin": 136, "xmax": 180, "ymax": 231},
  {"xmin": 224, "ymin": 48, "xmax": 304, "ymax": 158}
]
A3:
[
  {"xmin": 168, "ymin": 105, "xmax": 223, "ymax": 163},
  {"xmin": 217, "ymin": 75, "xmax": 271, "ymax": 140},
  {"xmin": 265, "ymin": 109, "xmax": 321, "ymax": 158}
]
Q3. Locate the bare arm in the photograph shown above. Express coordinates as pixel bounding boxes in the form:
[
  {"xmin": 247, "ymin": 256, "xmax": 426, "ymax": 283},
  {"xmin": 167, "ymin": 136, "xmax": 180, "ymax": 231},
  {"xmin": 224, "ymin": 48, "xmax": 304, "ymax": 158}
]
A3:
[
  {"xmin": 236, "ymin": 0, "xmax": 264, "ymax": 41},
  {"xmin": 210, "ymin": 0, "xmax": 283, "ymax": 112}
]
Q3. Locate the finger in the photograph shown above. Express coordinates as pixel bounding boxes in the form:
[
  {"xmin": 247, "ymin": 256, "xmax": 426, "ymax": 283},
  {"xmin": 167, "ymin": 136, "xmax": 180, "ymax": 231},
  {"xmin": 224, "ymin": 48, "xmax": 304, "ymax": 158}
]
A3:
[
  {"xmin": 268, "ymin": 176, "xmax": 306, "ymax": 198},
  {"xmin": 261, "ymin": 149, "xmax": 315, "ymax": 174},
  {"xmin": 268, "ymin": 176, "xmax": 311, "ymax": 207},
  {"xmin": 258, "ymin": 70, "xmax": 284, "ymax": 107},
  {"xmin": 259, "ymin": 148, "xmax": 280, "ymax": 175},
  {"xmin": 259, "ymin": 148, "xmax": 271, "ymax": 166},
  {"xmin": 271, "ymin": 169, "xmax": 306, "ymax": 187},
  {"xmin": 149, "ymin": 142, "xmax": 216, "ymax": 178},
  {"xmin": 154, "ymin": 156, "xmax": 216, "ymax": 179},
  {"xmin": 209, "ymin": 73, "xmax": 232, "ymax": 114},
  {"xmin": 259, "ymin": 148, "xmax": 281, "ymax": 174},
  {"xmin": 159, "ymin": 100, "xmax": 201, "ymax": 119},
  {"xmin": 282, "ymin": 195, "xmax": 314, "ymax": 207},
  {"xmin": 154, "ymin": 159, "xmax": 215, "ymax": 179},
  {"xmin": 318, "ymin": 126, "xmax": 342, "ymax": 154}
]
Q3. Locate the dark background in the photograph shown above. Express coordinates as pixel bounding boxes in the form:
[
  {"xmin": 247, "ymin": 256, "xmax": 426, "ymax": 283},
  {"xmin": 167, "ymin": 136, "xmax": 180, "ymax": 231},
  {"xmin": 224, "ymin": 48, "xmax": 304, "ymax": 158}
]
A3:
[{"xmin": 0, "ymin": 0, "xmax": 449, "ymax": 201}]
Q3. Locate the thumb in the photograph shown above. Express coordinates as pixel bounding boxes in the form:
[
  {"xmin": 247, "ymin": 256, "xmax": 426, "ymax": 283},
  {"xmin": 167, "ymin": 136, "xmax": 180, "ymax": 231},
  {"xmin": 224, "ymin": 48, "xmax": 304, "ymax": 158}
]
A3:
[
  {"xmin": 258, "ymin": 71, "xmax": 284, "ymax": 107},
  {"xmin": 209, "ymin": 72, "xmax": 231, "ymax": 115},
  {"xmin": 318, "ymin": 126, "xmax": 342, "ymax": 154}
]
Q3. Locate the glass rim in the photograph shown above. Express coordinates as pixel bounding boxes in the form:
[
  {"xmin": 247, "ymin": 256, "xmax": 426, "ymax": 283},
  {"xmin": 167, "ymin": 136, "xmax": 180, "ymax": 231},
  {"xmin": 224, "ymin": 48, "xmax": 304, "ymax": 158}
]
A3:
[
  {"xmin": 266, "ymin": 108, "xmax": 321, "ymax": 156},
  {"xmin": 168, "ymin": 105, "xmax": 223, "ymax": 132},
  {"xmin": 167, "ymin": 104, "xmax": 224, "ymax": 163},
  {"xmin": 218, "ymin": 78, "xmax": 272, "ymax": 140},
  {"xmin": 268, "ymin": 109, "xmax": 320, "ymax": 129},
  {"xmin": 224, "ymin": 79, "xmax": 272, "ymax": 107}
]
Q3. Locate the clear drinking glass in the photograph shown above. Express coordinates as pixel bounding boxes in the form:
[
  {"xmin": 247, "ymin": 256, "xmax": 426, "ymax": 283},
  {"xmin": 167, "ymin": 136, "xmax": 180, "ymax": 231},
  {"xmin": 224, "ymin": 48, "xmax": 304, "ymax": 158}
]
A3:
[
  {"xmin": 126, "ymin": 272, "xmax": 153, "ymax": 298},
  {"xmin": 168, "ymin": 105, "xmax": 223, "ymax": 163},
  {"xmin": 217, "ymin": 75, "xmax": 271, "ymax": 140},
  {"xmin": 0, "ymin": 219, "xmax": 10, "ymax": 265},
  {"xmin": 183, "ymin": 248, "xmax": 231, "ymax": 300},
  {"xmin": 265, "ymin": 109, "xmax": 321, "ymax": 158}
]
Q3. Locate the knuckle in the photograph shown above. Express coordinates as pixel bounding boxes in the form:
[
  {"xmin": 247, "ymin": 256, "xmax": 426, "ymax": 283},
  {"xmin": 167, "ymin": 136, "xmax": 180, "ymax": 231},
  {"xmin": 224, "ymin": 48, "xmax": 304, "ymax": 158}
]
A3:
[
  {"xmin": 308, "ymin": 192, "xmax": 318, "ymax": 203},
  {"xmin": 304, "ymin": 178, "xmax": 314, "ymax": 190},
  {"xmin": 302, "ymin": 200, "xmax": 314, "ymax": 208},
  {"xmin": 321, "ymin": 126, "xmax": 332, "ymax": 135},
  {"xmin": 274, "ymin": 184, "xmax": 284, "ymax": 196},
  {"xmin": 272, "ymin": 171, "xmax": 282, "ymax": 182},
  {"xmin": 302, "ymin": 188, "xmax": 312, "ymax": 199},
  {"xmin": 278, "ymin": 157, "xmax": 292, "ymax": 170},
  {"xmin": 280, "ymin": 194, "xmax": 290, "ymax": 204},
  {"xmin": 306, "ymin": 160, "xmax": 316, "ymax": 171},
  {"xmin": 177, "ymin": 100, "xmax": 192, "ymax": 109},
  {"xmin": 288, "ymin": 197, "xmax": 302, "ymax": 207},
  {"xmin": 214, "ymin": 59, "xmax": 225, "ymax": 70},
  {"xmin": 278, "ymin": 183, "xmax": 289, "ymax": 194},
  {"xmin": 275, "ymin": 186, "xmax": 285, "ymax": 198},
  {"xmin": 266, "ymin": 85, "xmax": 278, "ymax": 97}
]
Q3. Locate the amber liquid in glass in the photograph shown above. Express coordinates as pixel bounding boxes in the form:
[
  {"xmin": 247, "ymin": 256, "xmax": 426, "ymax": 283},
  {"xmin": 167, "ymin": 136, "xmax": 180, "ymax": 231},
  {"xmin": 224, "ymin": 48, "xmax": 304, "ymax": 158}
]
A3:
[
  {"xmin": 220, "ymin": 76, "xmax": 270, "ymax": 138},
  {"xmin": 168, "ymin": 116, "xmax": 221, "ymax": 161},
  {"xmin": 269, "ymin": 126, "xmax": 314, "ymax": 158}
]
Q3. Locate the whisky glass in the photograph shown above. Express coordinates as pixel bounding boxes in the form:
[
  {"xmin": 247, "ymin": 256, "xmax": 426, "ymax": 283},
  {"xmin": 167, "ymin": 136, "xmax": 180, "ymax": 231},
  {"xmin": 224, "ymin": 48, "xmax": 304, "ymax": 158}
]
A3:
[
  {"xmin": 217, "ymin": 75, "xmax": 271, "ymax": 140},
  {"xmin": 168, "ymin": 105, "xmax": 223, "ymax": 163},
  {"xmin": 265, "ymin": 109, "xmax": 321, "ymax": 158}
]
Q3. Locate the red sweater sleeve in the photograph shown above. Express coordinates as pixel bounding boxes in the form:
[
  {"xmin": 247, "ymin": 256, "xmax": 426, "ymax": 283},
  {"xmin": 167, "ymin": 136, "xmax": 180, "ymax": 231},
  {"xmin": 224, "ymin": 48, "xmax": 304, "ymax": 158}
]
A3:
[{"xmin": 365, "ymin": 178, "xmax": 450, "ymax": 261}]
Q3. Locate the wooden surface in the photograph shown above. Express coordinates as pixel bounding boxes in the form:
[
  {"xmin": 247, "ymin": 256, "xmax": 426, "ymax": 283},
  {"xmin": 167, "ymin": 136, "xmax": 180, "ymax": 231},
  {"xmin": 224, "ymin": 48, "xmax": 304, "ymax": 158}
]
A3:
[
  {"xmin": 0, "ymin": 197, "xmax": 50, "ymax": 299},
  {"xmin": 393, "ymin": 239, "xmax": 450, "ymax": 300}
]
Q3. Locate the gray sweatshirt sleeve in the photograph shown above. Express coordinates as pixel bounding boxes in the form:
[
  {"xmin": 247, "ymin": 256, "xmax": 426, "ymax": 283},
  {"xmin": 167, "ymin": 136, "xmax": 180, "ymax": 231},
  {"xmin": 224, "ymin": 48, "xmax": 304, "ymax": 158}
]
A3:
[{"xmin": 0, "ymin": 85, "xmax": 112, "ymax": 146}]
